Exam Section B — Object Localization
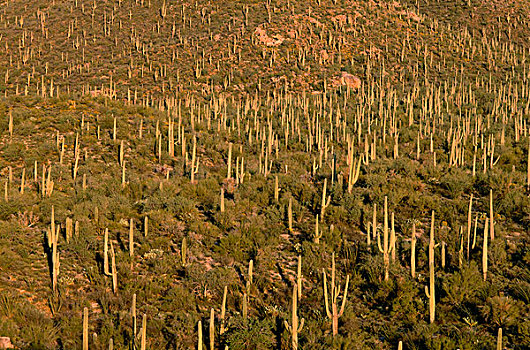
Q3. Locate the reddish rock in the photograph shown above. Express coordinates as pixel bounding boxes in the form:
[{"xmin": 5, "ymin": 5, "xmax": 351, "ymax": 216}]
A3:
[
  {"xmin": 332, "ymin": 14, "xmax": 348, "ymax": 25},
  {"xmin": 332, "ymin": 72, "xmax": 361, "ymax": 90},
  {"xmin": 254, "ymin": 26, "xmax": 284, "ymax": 47},
  {"xmin": 0, "ymin": 337, "xmax": 14, "ymax": 349},
  {"xmin": 340, "ymin": 72, "xmax": 361, "ymax": 90}
]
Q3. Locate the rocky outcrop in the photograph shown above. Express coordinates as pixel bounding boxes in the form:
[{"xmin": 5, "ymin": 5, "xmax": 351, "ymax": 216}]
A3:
[{"xmin": 0, "ymin": 337, "xmax": 14, "ymax": 349}]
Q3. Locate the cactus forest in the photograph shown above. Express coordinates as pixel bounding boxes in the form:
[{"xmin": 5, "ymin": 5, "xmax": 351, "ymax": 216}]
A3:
[{"xmin": 0, "ymin": 0, "xmax": 529, "ymax": 349}]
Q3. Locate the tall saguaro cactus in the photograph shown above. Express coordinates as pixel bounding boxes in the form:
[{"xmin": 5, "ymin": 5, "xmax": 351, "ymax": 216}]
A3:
[
  {"xmin": 197, "ymin": 320, "xmax": 203, "ymax": 350},
  {"xmin": 314, "ymin": 214, "xmax": 322, "ymax": 244},
  {"xmin": 51, "ymin": 227, "xmax": 59, "ymax": 293},
  {"xmin": 467, "ymin": 194, "xmax": 473, "ymax": 260},
  {"xmin": 103, "ymin": 228, "xmax": 110, "ymax": 276},
  {"xmin": 209, "ymin": 308, "xmax": 215, "ymax": 350},
  {"xmin": 288, "ymin": 197, "xmax": 293, "ymax": 232},
  {"xmin": 527, "ymin": 137, "xmax": 530, "ymax": 190},
  {"xmin": 140, "ymin": 314, "xmax": 147, "ymax": 350},
  {"xmin": 83, "ymin": 307, "xmax": 88, "ymax": 350},
  {"xmin": 377, "ymin": 196, "xmax": 394, "ymax": 281},
  {"xmin": 322, "ymin": 253, "xmax": 350, "ymax": 336},
  {"xmin": 320, "ymin": 178, "xmax": 331, "ymax": 218},
  {"xmin": 347, "ymin": 155, "xmax": 361, "ymax": 193},
  {"xmin": 489, "ymin": 189, "xmax": 495, "ymax": 240},
  {"xmin": 284, "ymin": 283, "xmax": 304, "ymax": 350},
  {"xmin": 110, "ymin": 241, "xmax": 118, "ymax": 294},
  {"xmin": 424, "ymin": 211, "xmax": 436, "ymax": 324},
  {"xmin": 483, "ymin": 216, "xmax": 489, "ymax": 281},
  {"xmin": 411, "ymin": 222, "xmax": 417, "ymax": 278},
  {"xmin": 129, "ymin": 218, "xmax": 134, "ymax": 258},
  {"xmin": 226, "ymin": 142, "xmax": 232, "ymax": 180},
  {"xmin": 497, "ymin": 328, "xmax": 502, "ymax": 350},
  {"xmin": 297, "ymin": 255, "xmax": 302, "ymax": 299},
  {"xmin": 220, "ymin": 286, "xmax": 228, "ymax": 335}
]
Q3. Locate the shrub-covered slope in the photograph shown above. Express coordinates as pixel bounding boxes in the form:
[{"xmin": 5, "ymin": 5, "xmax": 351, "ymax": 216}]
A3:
[{"xmin": 0, "ymin": 0, "xmax": 529, "ymax": 349}]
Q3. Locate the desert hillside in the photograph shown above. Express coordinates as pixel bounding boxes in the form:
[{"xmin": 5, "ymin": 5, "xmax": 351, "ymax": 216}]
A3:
[{"xmin": 0, "ymin": 0, "xmax": 529, "ymax": 349}]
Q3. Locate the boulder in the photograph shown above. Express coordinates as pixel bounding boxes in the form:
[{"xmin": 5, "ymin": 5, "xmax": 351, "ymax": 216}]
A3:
[
  {"xmin": 335, "ymin": 72, "xmax": 361, "ymax": 90},
  {"xmin": 0, "ymin": 337, "xmax": 14, "ymax": 349},
  {"xmin": 254, "ymin": 27, "xmax": 284, "ymax": 47}
]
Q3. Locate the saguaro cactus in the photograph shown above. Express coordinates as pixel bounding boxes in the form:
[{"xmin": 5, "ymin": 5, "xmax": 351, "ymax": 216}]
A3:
[
  {"xmin": 242, "ymin": 292, "xmax": 248, "ymax": 319},
  {"xmin": 372, "ymin": 203, "xmax": 377, "ymax": 241},
  {"xmin": 288, "ymin": 197, "xmax": 293, "ymax": 232},
  {"xmin": 411, "ymin": 222, "xmax": 416, "ymax": 278},
  {"xmin": 140, "ymin": 314, "xmax": 147, "ymax": 350},
  {"xmin": 323, "ymin": 253, "xmax": 350, "ymax": 336},
  {"xmin": 197, "ymin": 320, "xmax": 203, "ymax": 350},
  {"xmin": 65, "ymin": 217, "xmax": 73, "ymax": 243},
  {"xmin": 132, "ymin": 293, "xmax": 137, "ymax": 338},
  {"xmin": 274, "ymin": 175, "xmax": 280, "ymax": 202},
  {"xmin": 181, "ymin": 237, "xmax": 188, "ymax": 267},
  {"xmin": 483, "ymin": 216, "xmax": 489, "ymax": 281},
  {"xmin": 284, "ymin": 283, "xmax": 304, "ymax": 350},
  {"xmin": 489, "ymin": 189, "xmax": 495, "ymax": 240},
  {"xmin": 83, "ymin": 307, "xmax": 88, "ymax": 350},
  {"xmin": 110, "ymin": 241, "xmax": 118, "ymax": 294},
  {"xmin": 104, "ymin": 228, "xmax": 110, "ymax": 276},
  {"xmin": 220, "ymin": 286, "xmax": 228, "ymax": 335},
  {"xmin": 50, "ymin": 205, "xmax": 55, "ymax": 247},
  {"xmin": 441, "ymin": 241, "xmax": 446, "ymax": 269},
  {"xmin": 113, "ymin": 116, "xmax": 117, "ymax": 141},
  {"xmin": 8, "ymin": 110, "xmax": 13, "ymax": 139},
  {"xmin": 190, "ymin": 136, "xmax": 199, "ymax": 183},
  {"xmin": 467, "ymin": 194, "xmax": 473, "ymax": 260},
  {"xmin": 297, "ymin": 255, "xmax": 302, "ymax": 299},
  {"xmin": 220, "ymin": 188, "xmax": 225, "ymax": 212},
  {"xmin": 209, "ymin": 308, "xmax": 215, "ymax": 350},
  {"xmin": 377, "ymin": 196, "xmax": 394, "ymax": 281},
  {"xmin": 246, "ymin": 259, "xmax": 253, "ymax": 292},
  {"xmin": 119, "ymin": 140, "xmax": 124, "ymax": 165},
  {"xmin": 527, "ymin": 137, "xmax": 530, "ymax": 190},
  {"xmin": 121, "ymin": 160, "xmax": 126, "ymax": 188},
  {"xmin": 320, "ymin": 178, "xmax": 331, "ymax": 218},
  {"xmin": 313, "ymin": 214, "xmax": 322, "ymax": 244},
  {"xmin": 20, "ymin": 168, "xmax": 25, "ymax": 193},
  {"xmin": 424, "ymin": 211, "xmax": 436, "ymax": 324},
  {"xmin": 51, "ymin": 227, "xmax": 59, "ymax": 293},
  {"xmin": 390, "ymin": 212, "xmax": 397, "ymax": 262},
  {"xmin": 347, "ymin": 155, "xmax": 361, "ymax": 193},
  {"xmin": 129, "ymin": 218, "xmax": 134, "ymax": 258},
  {"xmin": 226, "ymin": 142, "xmax": 232, "ymax": 180}
]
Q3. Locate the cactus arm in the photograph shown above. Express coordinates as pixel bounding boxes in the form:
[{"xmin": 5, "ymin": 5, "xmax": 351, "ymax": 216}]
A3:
[
  {"xmin": 334, "ymin": 283, "xmax": 341, "ymax": 305},
  {"xmin": 338, "ymin": 275, "xmax": 350, "ymax": 317},
  {"xmin": 297, "ymin": 255, "xmax": 302, "ymax": 299},
  {"xmin": 389, "ymin": 231, "xmax": 396, "ymax": 254},
  {"xmin": 354, "ymin": 157, "xmax": 361, "ymax": 182},
  {"xmin": 323, "ymin": 270, "xmax": 331, "ymax": 318},
  {"xmin": 377, "ymin": 231, "xmax": 384, "ymax": 253},
  {"xmin": 197, "ymin": 321, "xmax": 203, "ymax": 350},
  {"xmin": 298, "ymin": 318, "xmax": 305, "ymax": 332},
  {"xmin": 220, "ymin": 285, "xmax": 227, "ymax": 335}
]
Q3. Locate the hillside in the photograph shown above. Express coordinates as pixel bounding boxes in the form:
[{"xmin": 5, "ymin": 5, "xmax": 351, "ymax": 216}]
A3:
[{"xmin": 0, "ymin": 0, "xmax": 529, "ymax": 349}]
